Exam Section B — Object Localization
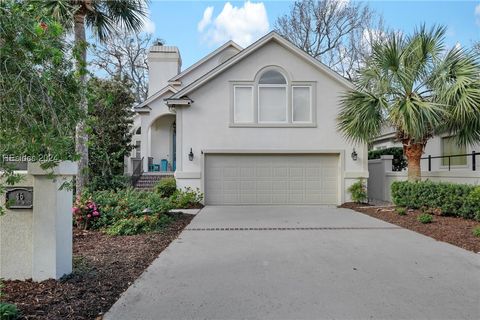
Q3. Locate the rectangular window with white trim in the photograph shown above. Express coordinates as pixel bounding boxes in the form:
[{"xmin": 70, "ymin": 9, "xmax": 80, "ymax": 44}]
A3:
[
  {"xmin": 258, "ymin": 86, "xmax": 287, "ymax": 123},
  {"xmin": 292, "ymin": 86, "xmax": 311, "ymax": 123},
  {"xmin": 233, "ymin": 86, "xmax": 254, "ymax": 123}
]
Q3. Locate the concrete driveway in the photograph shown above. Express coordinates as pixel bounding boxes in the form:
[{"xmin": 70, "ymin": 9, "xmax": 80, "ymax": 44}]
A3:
[{"xmin": 105, "ymin": 206, "xmax": 479, "ymax": 320}]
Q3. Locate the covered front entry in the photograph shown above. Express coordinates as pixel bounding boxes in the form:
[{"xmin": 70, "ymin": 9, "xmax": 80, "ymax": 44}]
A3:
[
  {"xmin": 204, "ymin": 153, "xmax": 339, "ymax": 205},
  {"xmin": 147, "ymin": 114, "xmax": 176, "ymax": 172}
]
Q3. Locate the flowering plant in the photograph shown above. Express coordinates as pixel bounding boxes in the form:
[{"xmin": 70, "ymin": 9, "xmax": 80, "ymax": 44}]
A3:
[{"xmin": 72, "ymin": 195, "xmax": 100, "ymax": 230}]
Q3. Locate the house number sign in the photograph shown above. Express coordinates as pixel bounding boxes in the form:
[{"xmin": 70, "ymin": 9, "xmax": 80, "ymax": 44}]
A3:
[{"xmin": 5, "ymin": 187, "xmax": 33, "ymax": 209}]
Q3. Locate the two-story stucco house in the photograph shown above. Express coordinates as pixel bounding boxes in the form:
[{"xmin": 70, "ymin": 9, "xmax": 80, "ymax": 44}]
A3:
[{"xmin": 127, "ymin": 32, "xmax": 367, "ymax": 205}]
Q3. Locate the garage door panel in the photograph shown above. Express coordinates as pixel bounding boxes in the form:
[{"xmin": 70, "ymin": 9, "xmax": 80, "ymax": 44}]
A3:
[
  {"xmin": 273, "ymin": 167, "xmax": 289, "ymax": 177},
  {"xmin": 272, "ymin": 181, "xmax": 289, "ymax": 191},
  {"xmin": 240, "ymin": 181, "xmax": 255, "ymax": 190},
  {"xmin": 205, "ymin": 154, "xmax": 339, "ymax": 205},
  {"xmin": 240, "ymin": 167, "xmax": 255, "ymax": 177}
]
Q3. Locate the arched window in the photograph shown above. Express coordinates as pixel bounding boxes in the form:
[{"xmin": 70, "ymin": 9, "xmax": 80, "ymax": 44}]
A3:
[
  {"xmin": 259, "ymin": 70, "xmax": 287, "ymax": 84},
  {"xmin": 258, "ymin": 69, "xmax": 287, "ymax": 123},
  {"xmin": 135, "ymin": 127, "xmax": 141, "ymax": 135}
]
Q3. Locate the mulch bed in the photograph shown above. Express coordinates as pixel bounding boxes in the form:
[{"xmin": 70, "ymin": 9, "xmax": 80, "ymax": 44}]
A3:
[
  {"xmin": 341, "ymin": 202, "xmax": 480, "ymax": 253},
  {"xmin": 2, "ymin": 213, "xmax": 194, "ymax": 320}
]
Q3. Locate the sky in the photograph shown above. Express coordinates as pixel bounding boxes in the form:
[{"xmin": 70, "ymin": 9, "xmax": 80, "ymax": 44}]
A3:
[{"xmin": 141, "ymin": 0, "xmax": 480, "ymax": 69}]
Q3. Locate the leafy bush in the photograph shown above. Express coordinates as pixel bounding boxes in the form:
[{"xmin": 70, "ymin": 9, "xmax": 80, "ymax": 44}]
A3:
[
  {"xmin": 417, "ymin": 213, "xmax": 433, "ymax": 224},
  {"xmin": 0, "ymin": 280, "xmax": 18, "ymax": 320},
  {"xmin": 347, "ymin": 179, "xmax": 367, "ymax": 203},
  {"xmin": 106, "ymin": 214, "xmax": 172, "ymax": 236},
  {"xmin": 169, "ymin": 187, "xmax": 204, "ymax": 209},
  {"xmin": 87, "ymin": 175, "xmax": 130, "ymax": 192},
  {"xmin": 154, "ymin": 178, "xmax": 177, "ymax": 198},
  {"xmin": 0, "ymin": 302, "xmax": 19, "ymax": 320},
  {"xmin": 78, "ymin": 188, "xmax": 173, "ymax": 231},
  {"xmin": 368, "ymin": 147, "xmax": 407, "ymax": 171},
  {"xmin": 460, "ymin": 187, "xmax": 480, "ymax": 220},
  {"xmin": 472, "ymin": 227, "xmax": 480, "ymax": 237},
  {"xmin": 395, "ymin": 207, "xmax": 407, "ymax": 215},
  {"xmin": 72, "ymin": 195, "xmax": 100, "ymax": 230},
  {"xmin": 391, "ymin": 181, "xmax": 474, "ymax": 217}
]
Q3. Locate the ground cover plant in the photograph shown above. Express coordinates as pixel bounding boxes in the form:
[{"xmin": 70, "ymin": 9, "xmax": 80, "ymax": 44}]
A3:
[
  {"xmin": 417, "ymin": 213, "xmax": 433, "ymax": 224},
  {"xmin": 472, "ymin": 227, "xmax": 480, "ymax": 237}
]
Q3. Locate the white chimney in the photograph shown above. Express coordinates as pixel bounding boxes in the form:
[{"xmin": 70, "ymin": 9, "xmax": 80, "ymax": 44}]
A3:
[{"xmin": 147, "ymin": 45, "xmax": 181, "ymax": 96}]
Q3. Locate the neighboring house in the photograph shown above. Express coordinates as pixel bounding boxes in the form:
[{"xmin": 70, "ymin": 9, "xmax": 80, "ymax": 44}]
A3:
[
  {"xmin": 371, "ymin": 127, "xmax": 479, "ymax": 172},
  {"xmin": 127, "ymin": 32, "xmax": 368, "ymax": 205}
]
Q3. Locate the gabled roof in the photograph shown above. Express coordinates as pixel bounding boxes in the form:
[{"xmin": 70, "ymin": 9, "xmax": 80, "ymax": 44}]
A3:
[
  {"xmin": 135, "ymin": 85, "xmax": 178, "ymax": 110},
  {"xmin": 168, "ymin": 40, "xmax": 242, "ymax": 82},
  {"xmin": 169, "ymin": 31, "xmax": 353, "ymax": 101}
]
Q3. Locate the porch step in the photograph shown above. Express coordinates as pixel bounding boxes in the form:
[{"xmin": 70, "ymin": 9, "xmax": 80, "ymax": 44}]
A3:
[{"xmin": 134, "ymin": 173, "xmax": 174, "ymax": 190}]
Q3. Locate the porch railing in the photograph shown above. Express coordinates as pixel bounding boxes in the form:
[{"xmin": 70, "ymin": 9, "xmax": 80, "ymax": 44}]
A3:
[
  {"xmin": 421, "ymin": 151, "xmax": 477, "ymax": 171},
  {"xmin": 131, "ymin": 157, "xmax": 143, "ymax": 186}
]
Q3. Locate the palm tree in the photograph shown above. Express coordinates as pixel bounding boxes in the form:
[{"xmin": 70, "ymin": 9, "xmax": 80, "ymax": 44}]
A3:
[
  {"xmin": 338, "ymin": 25, "xmax": 480, "ymax": 181},
  {"xmin": 40, "ymin": 0, "xmax": 147, "ymax": 194}
]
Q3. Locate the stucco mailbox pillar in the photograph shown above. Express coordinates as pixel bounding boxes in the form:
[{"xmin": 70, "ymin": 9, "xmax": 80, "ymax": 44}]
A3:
[{"xmin": 0, "ymin": 161, "xmax": 77, "ymax": 281}]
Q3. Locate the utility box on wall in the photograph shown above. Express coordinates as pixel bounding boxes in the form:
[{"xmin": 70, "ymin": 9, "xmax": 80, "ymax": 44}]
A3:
[{"xmin": 0, "ymin": 161, "xmax": 77, "ymax": 281}]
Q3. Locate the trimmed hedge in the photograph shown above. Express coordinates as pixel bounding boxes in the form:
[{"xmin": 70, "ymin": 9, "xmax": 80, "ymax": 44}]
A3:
[
  {"xmin": 368, "ymin": 147, "xmax": 407, "ymax": 171},
  {"xmin": 391, "ymin": 181, "xmax": 480, "ymax": 220}
]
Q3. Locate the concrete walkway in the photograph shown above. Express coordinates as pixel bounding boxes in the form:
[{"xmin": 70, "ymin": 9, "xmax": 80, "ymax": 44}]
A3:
[{"xmin": 105, "ymin": 206, "xmax": 480, "ymax": 320}]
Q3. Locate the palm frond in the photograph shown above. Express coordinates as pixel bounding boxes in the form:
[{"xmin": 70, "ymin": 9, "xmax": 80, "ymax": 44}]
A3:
[
  {"xmin": 31, "ymin": 0, "xmax": 76, "ymax": 30},
  {"xmin": 337, "ymin": 91, "xmax": 386, "ymax": 144},
  {"xmin": 85, "ymin": 7, "xmax": 115, "ymax": 42},
  {"xmin": 103, "ymin": 0, "xmax": 147, "ymax": 34}
]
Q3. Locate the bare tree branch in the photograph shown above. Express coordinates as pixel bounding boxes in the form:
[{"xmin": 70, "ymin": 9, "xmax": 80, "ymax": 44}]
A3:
[
  {"xmin": 275, "ymin": 0, "xmax": 387, "ymax": 80},
  {"xmin": 89, "ymin": 30, "xmax": 153, "ymax": 105}
]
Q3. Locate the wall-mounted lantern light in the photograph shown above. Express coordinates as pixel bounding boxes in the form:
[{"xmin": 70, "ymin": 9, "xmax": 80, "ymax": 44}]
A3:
[
  {"xmin": 188, "ymin": 148, "xmax": 194, "ymax": 161},
  {"xmin": 351, "ymin": 148, "xmax": 358, "ymax": 161}
]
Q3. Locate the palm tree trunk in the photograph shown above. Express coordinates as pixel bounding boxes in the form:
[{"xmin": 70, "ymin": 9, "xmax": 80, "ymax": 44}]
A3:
[
  {"xmin": 74, "ymin": 12, "xmax": 88, "ymax": 196},
  {"xmin": 404, "ymin": 142, "xmax": 424, "ymax": 182}
]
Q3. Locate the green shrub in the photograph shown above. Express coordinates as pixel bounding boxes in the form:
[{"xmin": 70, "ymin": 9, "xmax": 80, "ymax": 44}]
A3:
[
  {"xmin": 154, "ymin": 177, "xmax": 177, "ymax": 198},
  {"xmin": 472, "ymin": 226, "xmax": 480, "ymax": 237},
  {"xmin": 396, "ymin": 207, "xmax": 407, "ymax": 215},
  {"xmin": 368, "ymin": 147, "xmax": 407, "ymax": 171},
  {"xmin": 417, "ymin": 213, "xmax": 433, "ymax": 224},
  {"xmin": 84, "ymin": 188, "xmax": 173, "ymax": 230},
  {"xmin": 87, "ymin": 175, "xmax": 130, "ymax": 192},
  {"xmin": 106, "ymin": 214, "xmax": 173, "ymax": 236},
  {"xmin": 0, "ymin": 280, "xmax": 18, "ymax": 320},
  {"xmin": 391, "ymin": 181, "xmax": 474, "ymax": 217},
  {"xmin": 347, "ymin": 179, "xmax": 367, "ymax": 203},
  {"xmin": 0, "ymin": 302, "xmax": 19, "ymax": 320},
  {"xmin": 169, "ymin": 187, "xmax": 204, "ymax": 209},
  {"xmin": 460, "ymin": 187, "xmax": 480, "ymax": 220}
]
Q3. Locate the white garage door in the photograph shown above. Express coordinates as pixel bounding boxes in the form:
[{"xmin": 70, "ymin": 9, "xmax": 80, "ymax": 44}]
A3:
[{"xmin": 205, "ymin": 154, "xmax": 339, "ymax": 205}]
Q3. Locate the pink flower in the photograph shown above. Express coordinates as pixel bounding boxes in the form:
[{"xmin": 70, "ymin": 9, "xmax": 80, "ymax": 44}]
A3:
[
  {"xmin": 87, "ymin": 214, "xmax": 92, "ymax": 218},
  {"xmin": 93, "ymin": 211, "xmax": 99, "ymax": 217}
]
